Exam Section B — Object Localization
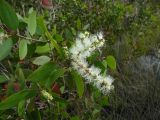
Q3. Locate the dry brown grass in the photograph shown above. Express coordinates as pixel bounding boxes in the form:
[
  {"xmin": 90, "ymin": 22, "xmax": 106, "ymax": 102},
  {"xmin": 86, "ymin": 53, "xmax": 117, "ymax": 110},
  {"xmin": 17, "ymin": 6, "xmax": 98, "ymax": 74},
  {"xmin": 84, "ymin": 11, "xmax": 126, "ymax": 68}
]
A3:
[{"xmin": 101, "ymin": 55, "xmax": 160, "ymax": 120}]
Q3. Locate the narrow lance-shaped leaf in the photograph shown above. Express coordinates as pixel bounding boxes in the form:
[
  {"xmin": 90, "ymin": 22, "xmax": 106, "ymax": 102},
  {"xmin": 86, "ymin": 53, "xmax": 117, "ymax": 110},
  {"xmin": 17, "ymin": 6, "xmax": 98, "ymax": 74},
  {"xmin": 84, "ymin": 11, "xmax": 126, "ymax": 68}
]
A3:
[
  {"xmin": 26, "ymin": 109, "xmax": 42, "ymax": 120},
  {"xmin": 0, "ymin": 0, "xmax": 19, "ymax": 30},
  {"xmin": 72, "ymin": 70, "xmax": 84, "ymax": 98},
  {"xmin": 28, "ymin": 62, "xmax": 58, "ymax": 83},
  {"xmin": 38, "ymin": 17, "xmax": 63, "ymax": 57},
  {"xmin": 18, "ymin": 100, "xmax": 25, "ymax": 117},
  {"xmin": 0, "ymin": 89, "xmax": 37, "ymax": 110},
  {"xmin": 45, "ymin": 68, "xmax": 65, "ymax": 88},
  {"xmin": 0, "ymin": 38, "xmax": 13, "ymax": 61}
]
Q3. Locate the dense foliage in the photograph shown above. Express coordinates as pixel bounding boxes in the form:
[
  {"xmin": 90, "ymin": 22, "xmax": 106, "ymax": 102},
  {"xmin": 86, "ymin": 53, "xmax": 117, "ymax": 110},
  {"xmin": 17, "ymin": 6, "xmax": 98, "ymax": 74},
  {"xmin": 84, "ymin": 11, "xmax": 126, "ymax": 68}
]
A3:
[{"xmin": 0, "ymin": 0, "xmax": 160, "ymax": 119}]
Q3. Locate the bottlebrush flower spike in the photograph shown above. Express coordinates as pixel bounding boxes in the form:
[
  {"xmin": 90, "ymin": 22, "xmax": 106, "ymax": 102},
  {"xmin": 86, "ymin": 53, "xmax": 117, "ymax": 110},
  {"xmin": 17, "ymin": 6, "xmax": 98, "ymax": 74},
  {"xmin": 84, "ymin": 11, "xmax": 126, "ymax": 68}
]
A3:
[{"xmin": 69, "ymin": 32, "xmax": 114, "ymax": 95}]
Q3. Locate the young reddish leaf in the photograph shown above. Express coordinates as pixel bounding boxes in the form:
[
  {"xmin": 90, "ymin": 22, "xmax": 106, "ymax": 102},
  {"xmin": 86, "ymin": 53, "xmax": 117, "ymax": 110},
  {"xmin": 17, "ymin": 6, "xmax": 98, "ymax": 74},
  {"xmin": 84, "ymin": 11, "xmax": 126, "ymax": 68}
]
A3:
[
  {"xmin": 40, "ymin": 0, "xmax": 53, "ymax": 9},
  {"xmin": 13, "ymin": 82, "xmax": 21, "ymax": 92},
  {"xmin": 51, "ymin": 83, "xmax": 61, "ymax": 95}
]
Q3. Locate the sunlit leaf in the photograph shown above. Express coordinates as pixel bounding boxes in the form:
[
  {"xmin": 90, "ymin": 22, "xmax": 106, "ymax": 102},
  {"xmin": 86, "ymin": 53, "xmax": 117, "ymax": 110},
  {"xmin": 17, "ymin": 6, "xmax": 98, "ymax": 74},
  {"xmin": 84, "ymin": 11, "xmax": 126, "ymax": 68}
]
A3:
[
  {"xmin": 19, "ymin": 40, "xmax": 28, "ymax": 60},
  {"xmin": 32, "ymin": 56, "xmax": 51, "ymax": 65},
  {"xmin": 106, "ymin": 55, "xmax": 116, "ymax": 70},
  {"xmin": 35, "ymin": 43, "xmax": 51, "ymax": 54},
  {"xmin": 28, "ymin": 10, "xmax": 37, "ymax": 35}
]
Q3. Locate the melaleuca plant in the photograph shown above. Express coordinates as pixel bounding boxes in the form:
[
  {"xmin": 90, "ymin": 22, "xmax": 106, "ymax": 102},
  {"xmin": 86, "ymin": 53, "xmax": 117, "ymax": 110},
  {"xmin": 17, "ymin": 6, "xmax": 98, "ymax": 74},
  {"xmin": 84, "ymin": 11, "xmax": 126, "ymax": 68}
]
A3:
[
  {"xmin": 1, "ymin": 0, "xmax": 159, "ymax": 119},
  {"xmin": 69, "ymin": 32, "xmax": 114, "ymax": 95}
]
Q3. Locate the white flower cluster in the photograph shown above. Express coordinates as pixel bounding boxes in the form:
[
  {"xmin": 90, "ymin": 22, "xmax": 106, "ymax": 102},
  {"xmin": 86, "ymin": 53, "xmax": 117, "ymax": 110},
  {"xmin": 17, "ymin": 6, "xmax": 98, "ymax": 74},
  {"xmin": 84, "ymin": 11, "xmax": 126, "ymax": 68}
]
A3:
[{"xmin": 69, "ymin": 32, "xmax": 114, "ymax": 95}]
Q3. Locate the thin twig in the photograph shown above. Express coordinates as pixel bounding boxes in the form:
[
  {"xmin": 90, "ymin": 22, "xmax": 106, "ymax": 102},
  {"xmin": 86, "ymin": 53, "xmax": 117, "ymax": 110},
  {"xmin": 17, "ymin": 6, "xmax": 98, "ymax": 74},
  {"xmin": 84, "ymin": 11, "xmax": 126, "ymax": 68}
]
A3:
[
  {"xmin": 16, "ymin": 34, "xmax": 47, "ymax": 43},
  {"xmin": 0, "ymin": 25, "xmax": 47, "ymax": 43}
]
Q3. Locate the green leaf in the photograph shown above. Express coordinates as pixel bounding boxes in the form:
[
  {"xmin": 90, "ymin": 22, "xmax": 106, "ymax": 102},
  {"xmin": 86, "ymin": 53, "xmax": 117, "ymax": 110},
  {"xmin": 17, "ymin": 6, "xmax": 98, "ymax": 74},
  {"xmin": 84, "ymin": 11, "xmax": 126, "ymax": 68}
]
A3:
[
  {"xmin": 64, "ymin": 28, "xmax": 73, "ymax": 40},
  {"xmin": 45, "ymin": 31, "xmax": 64, "ymax": 57},
  {"xmin": 45, "ymin": 68, "xmax": 65, "ymax": 88},
  {"xmin": 32, "ymin": 56, "xmax": 51, "ymax": 65},
  {"xmin": 0, "ymin": 0, "xmax": 19, "ymax": 30},
  {"xmin": 54, "ymin": 34, "xmax": 63, "ymax": 42},
  {"xmin": 0, "ymin": 39, "xmax": 13, "ymax": 61},
  {"xmin": 38, "ymin": 17, "xmax": 63, "ymax": 57},
  {"xmin": 71, "ymin": 116, "xmax": 80, "ymax": 120},
  {"xmin": 28, "ymin": 10, "xmax": 37, "ymax": 35},
  {"xmin": 51, "ymin": 92, "xmax": 67, "ymax": 104},
  {"xmin": 35, "ymin": 43, "xmax": 51, "ymax": 54},
  {"xmin": 0, "ymin": 89, "xmax": 37, "ymax": 110},
  {"xmin": 100, "ymin": 96, "xmax": 109, "ymax": 106},
  {"xmin": 0, "ymin": 75, "xmax": 7, "ymax": 83},
  {"xmin": 19, "ymin": 40, "xmax": 28, "ymax": 60},
  {"xmin": 17, "ymin": 68, "xmax": 25, "ymax": 81},
  {"xmin": 28, "ymin": 62, "xmax": 58, "ymax": 83},
  {"xmin": 36, "ymin": 16, "xmax": 47, "ymax": 32},
  {"xmin": 15, "ymin": 67, "xmax": 25, "ymax": 88},
  {"xmin": 106, "ymin": 55, "xmax": 116, "ymax": 70},
  {"xmin": 72, "ymin": 70, "xmax": 84, "ymax": 98},
  {"xmin": 94, "ymin": 61, "xmax": 105, "ymax": 74},
  {"xmin": 26, "ymin": 109, "xmax": 41, "ymax": 120},
  {"xmin": 76, "ymin": 18, "xmax": 82, "ymax": 30},
  {"xmin": 18, "ymin": 100, "xmax": 25, "ymax": 117}
]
